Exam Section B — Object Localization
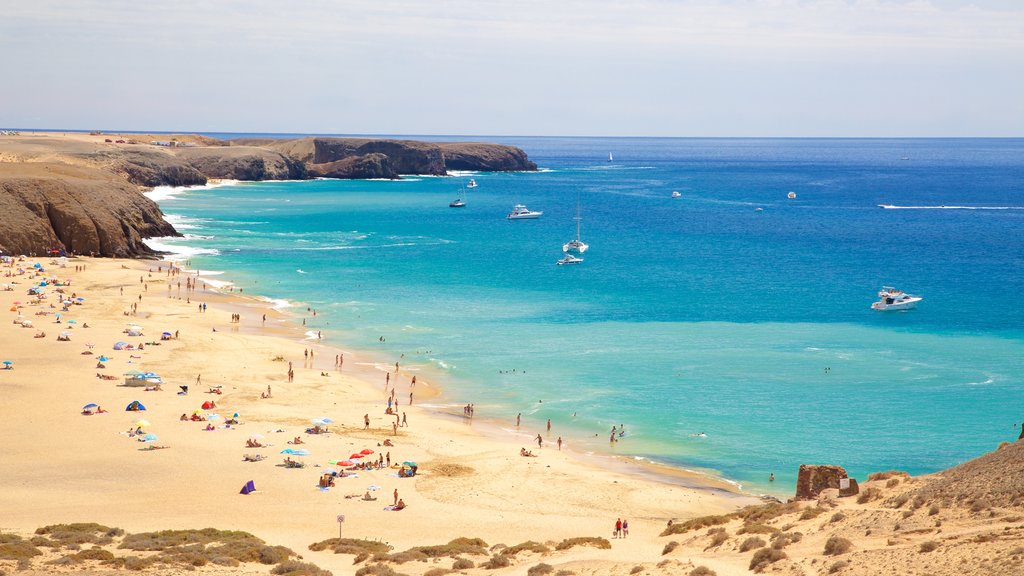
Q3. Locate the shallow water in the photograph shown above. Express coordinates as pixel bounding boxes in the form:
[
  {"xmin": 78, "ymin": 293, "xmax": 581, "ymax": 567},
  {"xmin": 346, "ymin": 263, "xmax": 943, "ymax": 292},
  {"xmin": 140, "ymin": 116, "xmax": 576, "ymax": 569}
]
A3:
[{"xmin": 147, "ymin": 137, "xmax": 1024, "ymax": 494}]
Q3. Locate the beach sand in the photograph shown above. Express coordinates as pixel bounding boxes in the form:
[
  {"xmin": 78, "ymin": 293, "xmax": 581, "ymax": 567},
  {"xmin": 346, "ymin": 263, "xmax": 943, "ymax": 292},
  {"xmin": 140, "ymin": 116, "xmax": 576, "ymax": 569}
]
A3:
[{"xmin": 0, "ymin": 256, "xmax": 756, "ymax": 574}]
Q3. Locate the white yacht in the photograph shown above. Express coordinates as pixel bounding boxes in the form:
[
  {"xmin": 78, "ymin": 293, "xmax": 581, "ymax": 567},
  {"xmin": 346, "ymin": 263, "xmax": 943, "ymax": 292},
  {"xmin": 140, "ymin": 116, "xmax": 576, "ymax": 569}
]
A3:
[
  {"xmin": 871, "ymin": 287, "xmax": 922, "ymax": 311},
  {"xmin": 671, "ymin": 191, "xmax": 681, "ymax": 198},
  {"xmin": 562, "ymin": 191, "xmax": 589, "ymax": 253},
  {"xmin": 467, "ymin": 179, "xmax": 478, "ymax": 188},
  {"xmin": 449, "ymin": 188, "xmax": 466, "ymax": 208},
  {"xmin": 507, "ymin": 204, "xmax": 542, "ymax": 220},
  {"xmin": 557, "ymin": 254, "xmax": 583, "ymax": 265},
  {"xmin": 787, "ymin": 191, "xmax": 797, "ymax": 199}
]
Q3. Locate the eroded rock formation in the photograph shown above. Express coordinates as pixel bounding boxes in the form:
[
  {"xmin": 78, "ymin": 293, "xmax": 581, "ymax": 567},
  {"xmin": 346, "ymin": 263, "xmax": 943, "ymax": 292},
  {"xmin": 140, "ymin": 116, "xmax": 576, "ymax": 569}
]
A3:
[{"xmin": 795, "ymin": 464, "xmax": 849, "ymax": 500}]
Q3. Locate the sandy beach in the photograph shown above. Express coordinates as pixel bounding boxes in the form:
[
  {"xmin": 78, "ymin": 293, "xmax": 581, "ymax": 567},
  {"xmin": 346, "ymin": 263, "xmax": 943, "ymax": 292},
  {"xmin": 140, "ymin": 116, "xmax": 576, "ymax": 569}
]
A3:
[{"xmin": 0, "ymin": 255, "xmax": 756, "ymax": 575}]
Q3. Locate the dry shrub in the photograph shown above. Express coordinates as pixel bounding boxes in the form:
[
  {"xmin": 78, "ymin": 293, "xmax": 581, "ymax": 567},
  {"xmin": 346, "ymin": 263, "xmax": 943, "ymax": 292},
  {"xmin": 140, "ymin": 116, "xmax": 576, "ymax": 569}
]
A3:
[
  {"xmin": 0, "ymin": 538, "xmax": 42, "ymax": 561},
  {"xmin": 424, "ymin": 569, "xmax": 452, "ymax": 576},
  {"xmin": 886, "ymin": 478, "xmax": 901, "ymax": 488},
  {"xmin": 452, "ymin": 557, "xmax": 474, "ymax": 570},
  {"xmin": 211, "ymin": 556, "xmax": 240, "ymax": 567},
  {"xmin": 705, "ymin": 528, "xmax": 728, "ymax": 549},
  {"xmin": 309, "ymin": 538, "xmax": 391, "ymax": 557},
  {"xmin": 829, "ymin": 512, "xmax": 846, "ymax": 523},
  {"xmin": 690, "ymin": 567, "xmax": 716, "ymax": 576},
  {"xmin": 857, "ymin": 488, "xmax": 881, "ymax": 504},
  {"xmin": 554, "ymin": 537, "xmax": 611, "ymax": 551},
  {"xmin": 739, "ymin": 537, "xmax": 766, "ymax": 552},
  {"xmin": 35, "ymin": 523, "xmax": 117, "ymax": 547},
  {"xmin": 46, "ymin": 555, "xmax": 79, "ymax": 566},
  {"xmin": 528, "ymin": 563, "xmax": 555, "ymax": 576},
  {"xmin": 555, "ymin": 571, "xmax": 575, "ymax": 576},
  {"xmin": 867, "ymin": 470, "xmax": 909, "ymax": 481},
  {"xmin": 738, "ymin": 523, "xmax": 778, "ymax": 535},
  {"xmin": 739, "ymin": 502, "xmax": 801, "ymax": 524},
  {"xmin": 971, "ymin": 499, "xmax": 991, "ymax": 513},
  {"xmin": 75, "ymin": 548, "xmax": 115, "ymax": 561},
  {"xmin": 829, "ymin": 560, "xmax": 849, "ymax": 573},
  {"xmin": 823, "ymin": 536, "xmax": 853, "ymax": 556},
  {"xmin": 771, "ymin": 532, "xmax": 802, "ymax": 549},
  {"xmin": 124, "ymin": 555, "xmax": 157, "ymax": 570},
  {"xmin": 483, "ymin": 554, "xmax": 511, "ymax": 569},
  {"xmin": 919, "ymin": 541, "xmax": 939, "ymax": 553},
  {"xmin": 630, "ymin": 566, "xmax": 644, "ymax": 575},
  {"xmin": 800, "ymin": 506, "xmax": 827, "ymax": 521},
  {"xmin": 387, "ymin": 550, "xmax": 428, "ymax": 564},
  {"xmin": 891, "ymin": 494, "xmax": 911, "ymax": 509},
  {"xmin": 660, "ymin": 515, "xmax": 732, "ymax": 536},
  {"xmin": 29, "ymin": 536, "xmax": 56, "ymax": 548},
  {"xmin": 749, "ymin": 548, "xmax": 787, "ymax": 573},
  {"xmin": 901, "ymin": 511, "xmax": 914, "ymax": 519},
  {"xmin": 119, "ymin": 528, "xmax": 262, "ymax": 552},
  {"xmin": 391, "ymin": 538, "xmax": 489, "ymax": 561},
  {"xmin": 661, "ymin": 541, "xmax": 679, "ymax": 555},
  {"xmin": 503, "ymin": 541, "xmax": 550, "ymax": 556},
  {"xmin": 355, "ymin": 564, "xmax": 403, "ymax": 576},
  {"xmin": 353, "ymin": 552, "xmax": 370, "ymax": 564}
]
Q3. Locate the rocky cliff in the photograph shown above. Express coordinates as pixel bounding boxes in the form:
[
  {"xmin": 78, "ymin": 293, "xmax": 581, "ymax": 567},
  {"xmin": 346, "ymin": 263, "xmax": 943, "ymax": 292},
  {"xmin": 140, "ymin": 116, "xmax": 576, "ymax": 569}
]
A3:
[
  {"xmin": 438, "ymin": 142, "xmax": 538, "ymax": 172},
  {"xmin": 0, "ymin": 163, "xmax": 178, "ymax": 257}
]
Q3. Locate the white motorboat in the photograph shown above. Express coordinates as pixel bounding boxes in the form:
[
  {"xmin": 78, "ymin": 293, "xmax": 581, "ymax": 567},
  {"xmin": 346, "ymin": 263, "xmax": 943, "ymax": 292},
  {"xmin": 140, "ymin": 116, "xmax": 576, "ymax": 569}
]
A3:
[
  {"xmin": 557, "ymin": 254, "xmax": 583, "ymax": 265},
  {"xmin": 787, "ymin": 191, "xmax": 797, "ymax": 199},
  {"xmin": 871, "ymin": 287, "xmax": 922, "ymax": 311},
  {"xmin": 562, "ymin": 191, "xmax": 589, "ymax": 253},
  {"xmin": 507, "ymin": 204, "xmax": 542, "ymax": 220},
  {"xmin": 449, "ymin": 198, "xmax": 466, "ymax": 208},
  {"xmin": 467, "ymin": 179, "xmax": 478, "ymax": 188},
  {"xmin": 671, "ymin": 191, "xmax": 681, "ymax": 198}
]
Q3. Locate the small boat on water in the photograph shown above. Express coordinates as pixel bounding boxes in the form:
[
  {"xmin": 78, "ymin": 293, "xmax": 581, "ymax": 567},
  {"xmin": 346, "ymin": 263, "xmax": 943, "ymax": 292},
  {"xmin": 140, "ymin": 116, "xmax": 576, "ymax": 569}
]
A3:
[
  {"xmin": 449, "ymin": 198, "xmax": 466, "ymax": 208},
  {"xmin": 562, "ymin": 191, "xmax": 588, "ymax": 253},
  {"xmin": 557, "ymin": 254, "xmax": 583, "ymax": 265},
  {"xmin": 467, "ymin": 179, "xmax": 478, "ymax": 188},
  {"xmin": 507, "ymin": 204, "xmax": 542, "ymax": 220},
  {"xmin": 871, "ymin": 287, "xmax": 922, "ymax": 311},
  {"xmin": 787, "ymin": 191, "xmax": 797, "ymax": 199},
  {"xmin": 608, "ymin": 152, "xmax": 613, "ymax": 162},
  {"xmin": 671, "ymin": 191, "xmax": 681, "ymax": 198}
]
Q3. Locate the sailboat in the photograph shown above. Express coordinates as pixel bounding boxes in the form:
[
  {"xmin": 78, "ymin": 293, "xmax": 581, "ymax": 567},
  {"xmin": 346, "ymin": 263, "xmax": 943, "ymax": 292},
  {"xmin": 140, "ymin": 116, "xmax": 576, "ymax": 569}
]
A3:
[
  {"xmin": 562, "ymin": 190, "xmax": 589, "ymax": 253},
  {"xmin": 449, "ymin": 187, "xmax": 466, "ymax": 208},
  {"xmin": 608, "ymin": 152, "xmax": 613, "ymax": 162},
  {"xmin": 467, "ymin": 179, "xmax": 478, "ymax": 188}
]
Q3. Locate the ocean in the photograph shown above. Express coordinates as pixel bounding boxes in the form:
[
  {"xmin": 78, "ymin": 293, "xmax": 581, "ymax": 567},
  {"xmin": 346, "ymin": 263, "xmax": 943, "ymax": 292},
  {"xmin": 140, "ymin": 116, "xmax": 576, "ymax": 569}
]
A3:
[{"xmin": 145, "ymin": 137, "xmax": 1024, "ymax": 494}]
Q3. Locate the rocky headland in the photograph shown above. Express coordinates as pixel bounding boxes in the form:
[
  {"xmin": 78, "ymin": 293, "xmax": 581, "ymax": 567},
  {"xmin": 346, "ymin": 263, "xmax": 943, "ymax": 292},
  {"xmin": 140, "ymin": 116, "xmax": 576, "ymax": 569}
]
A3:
[{"xmin": 0, "ymin": 132, "xmax": 537, "ymax": 256}]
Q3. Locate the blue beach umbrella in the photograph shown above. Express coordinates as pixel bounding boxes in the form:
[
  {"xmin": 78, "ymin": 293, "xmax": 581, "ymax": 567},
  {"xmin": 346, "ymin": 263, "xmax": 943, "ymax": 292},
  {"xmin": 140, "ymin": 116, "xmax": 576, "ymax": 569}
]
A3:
[
  {"xmin": 98, "ymin": 356, "xmax": 109, "ymax": 362},
  {"xmin": 402, "ymin": 461, "xmax": 417, "ymax": 467},
  {"xmin": 2, "ymin": 361, "xmax": 12, "ymax": 366},
  {"xmin": 323, "ymin": 468, "xmax": 338, "ymax": 475},
  {"xmin": 319, "ymin": 417, "xmax": 334, "ymax": 423},
  {"xmin": 76, "ymin": 297, "xmax": 85, "ymax": 301},
  {"xmin": 82, "ymin": 403, "xmax": 98, "ymax": 409},
  {"xmin": 141, "ymin": 433, "xmax": 158, "ymax": 442},
  {"xmin": 281, "ymin": 448, "xmax": 310, "ymax": 456},
  {"xmin": 67, "ymin": 319, "xmax": 77, "ymax": 324}
]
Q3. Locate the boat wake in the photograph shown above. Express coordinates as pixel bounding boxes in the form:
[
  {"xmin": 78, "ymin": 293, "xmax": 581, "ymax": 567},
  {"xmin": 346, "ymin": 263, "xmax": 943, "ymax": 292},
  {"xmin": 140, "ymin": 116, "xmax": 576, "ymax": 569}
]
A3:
[{"xmin": 879, "ymin": 204, "xmax": 1024, "ymax": 210}]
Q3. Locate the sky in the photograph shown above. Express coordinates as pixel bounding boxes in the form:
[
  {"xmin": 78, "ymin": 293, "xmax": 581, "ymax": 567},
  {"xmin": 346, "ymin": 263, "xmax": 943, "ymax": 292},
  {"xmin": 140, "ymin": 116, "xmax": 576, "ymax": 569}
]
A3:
[{"xmin": 1, "ymin": 0, "xmax": 1022, "ymax": 137}]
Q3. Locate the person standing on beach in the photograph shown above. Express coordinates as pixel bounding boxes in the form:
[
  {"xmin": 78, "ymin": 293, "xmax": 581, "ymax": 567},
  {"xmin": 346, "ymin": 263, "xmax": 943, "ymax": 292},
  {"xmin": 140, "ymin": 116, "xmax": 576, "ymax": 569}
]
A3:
[
  {"xmin": 516, "ymin": 413, "xmax": 521, "ymax": 427},
  {"xmin": 196, "ymin": 374, "xmax": 201, "ymax": 386},
  {"xmin": 557, "ymin": 436, "xmax": 562, "ymax": 450},
  {"xmin": 339, "ymin": 354, "xmax": 343, "ymax": 370},
  {"xmin": 615, "ymin": 518, "xmax": 622, "ymax": 538},
  {"xmin": 547, "ymin": 419, "xmax": 551, "ymax": 434},
  {"xmin": 386, "ymin": 452, "xmax": 391, "ymax": 466},
  {"xmin": 393, "ymin": 488, "xmax": 399, "ymax": 506},
  {"xmin": 409, "ymin": 392, "xmax": 414, "ymax": 406},
  {"xmin": 536, "ymin": 434, "xmax": 543, "ymax": 448},
  {"xmin": 364, "ymin": 414, "xmax": 370, "ymax": 429},
  {"xmin": 401, "ymin": 412, "xmax": 407, "ymax": 427},
  {"xmin": 622, "ymin": 519, "xmax": 629, "ymax": 537}
]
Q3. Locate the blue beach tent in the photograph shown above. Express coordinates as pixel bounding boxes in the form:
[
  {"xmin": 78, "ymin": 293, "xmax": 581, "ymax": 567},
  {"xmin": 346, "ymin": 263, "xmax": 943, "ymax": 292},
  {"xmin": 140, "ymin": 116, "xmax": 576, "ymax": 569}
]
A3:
[
  {"xmin": 125, "ymin": 400, "xmax": 146, "ymax": 411},
  {"xmin": 240, "ymin": 480, "xmax": 256, "ymax": 495}
]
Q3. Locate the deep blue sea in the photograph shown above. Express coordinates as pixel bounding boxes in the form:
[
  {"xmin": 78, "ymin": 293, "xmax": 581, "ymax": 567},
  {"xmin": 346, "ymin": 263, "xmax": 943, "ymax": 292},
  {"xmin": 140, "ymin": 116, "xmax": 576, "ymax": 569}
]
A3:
[{"xmin": 146, "ymin": 137, "xmax": 1024, "ymax": 494}]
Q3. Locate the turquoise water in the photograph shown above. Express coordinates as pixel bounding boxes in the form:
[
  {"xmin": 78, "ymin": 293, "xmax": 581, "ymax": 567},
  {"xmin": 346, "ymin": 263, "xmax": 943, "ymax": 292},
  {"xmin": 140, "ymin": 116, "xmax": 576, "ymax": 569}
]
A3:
[{"xmin": 147, "ymin": 137, "xmax": 1024, "ymax": 494}]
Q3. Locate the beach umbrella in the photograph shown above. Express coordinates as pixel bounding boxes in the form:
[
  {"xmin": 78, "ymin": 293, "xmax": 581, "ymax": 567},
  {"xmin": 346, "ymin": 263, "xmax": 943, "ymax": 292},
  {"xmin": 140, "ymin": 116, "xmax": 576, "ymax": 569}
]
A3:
[
  {"xmin": 82, "ymin": 403, "xmax": 98, "ymax": 409},
  {"xmin": 311, "ymin": 418, "xmax": 328, "ymax": 426},
  {"xmin": 233, "ymin": 413, "xmax": 239, "ymax": 418},
  {"xmin": 323, "ymin": 468, "xmax": 338, "ymax": 475},
  {"xmin": 206, "ymin": 413, "xmax": 222, "ymax": 421},
  {"xmin": 76, "ymin": 297, "xmax": 85, "ymax": 301},
  {"xmin": 2, "ymin": 361, "xmax": 12, "ymax": 366},
  {"xmin": 402, "ymin": 461, "xmax": 417, "ymax": 467},
  {"xmin": 162, "ymin": 332, "xmax": 172, "ymax": 336},
  {"xmin": 349, "ymin": 453, "xmax": 363, "ymax": 459},
  {"xmin": 367, "ymin": 484, "xmax": 381, "ymax": 491},
  {"xmin": 248, "ymin": 433, "xmax": 265, "ymax": 440},
  {"xmin": 67, "ymin": 319, "xmax": 77, "ymax": 324},
  {"xmin": 281, "ymin": 448, "xmax": 310, "ymax": 456},
  {"xmin": 334, "ymin": 460, "xmax": 354, "ymax": 467},
  {"xmin": 133, "ymin": 419, "xmax": 151, "ymax": 427},
  {"xmin": 360, "ymin": 449, "xmax": 375, "ymax": 455},
  {"xmin": 319, "ymin": 417, "xmax": 334, "ymax": 423},
  {"xmin": 98, "ymin": 356, "xmax": 109, "ymax": 362},
  {"xmin": 33, "ymin": 263, "xmax": 41, "ymax": 268},
  {"xmin": 140, "ymin": 433, "xmax": 158, "ymax": 442}
]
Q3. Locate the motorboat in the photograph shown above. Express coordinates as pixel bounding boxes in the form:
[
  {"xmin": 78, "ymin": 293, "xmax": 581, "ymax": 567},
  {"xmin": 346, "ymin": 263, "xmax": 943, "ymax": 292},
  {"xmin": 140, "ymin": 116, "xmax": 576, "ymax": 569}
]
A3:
[
  {"xmin": 787, "ymin": 191, "xmax": 797, "ymax": 199},
  {"xmin": 449, "ymin": 198, "xmax": 466, "ymax": 208},
  {"xmin": 671, "ymin": 191, "xmax": 681, "ymax": 198},
  {"xmin": 871, "ymin": 287, "xmax": 922, "ymax": 311},
  {"xmin": 557, "ymin": 254, "xmax": 583, "ymax": 265},
  {"xmin": 507, "ymin": 204, "xmax": 542, "ymax": 220},
  {"xmin": 562, "ymin": 191, "xmax": 588, "ymax": 253},
  {"xmin": 467, "ymin": 179, "xmax": 478, "ymax": 188}
]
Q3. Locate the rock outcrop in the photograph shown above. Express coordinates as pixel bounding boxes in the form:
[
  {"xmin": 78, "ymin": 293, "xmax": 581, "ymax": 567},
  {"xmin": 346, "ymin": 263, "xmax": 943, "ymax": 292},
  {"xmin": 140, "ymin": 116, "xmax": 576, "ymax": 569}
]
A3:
[
  {"xmin": 174, "ymin": 146, "xmax": 306, "ymax": 181},
  {"xmin": 0, "ymin": 163, "xmax": 178, "ymax": 257},
  {"xmin": 795, "ymin": 464, "xmax": 849, "ymax": 500},
  {"xmin": 438, "ymin": 142, "xmax": 538, "ymax": 172},
  {"xmin": 307, "ymin": 153, "xmax": 396, "ymax": 179}
]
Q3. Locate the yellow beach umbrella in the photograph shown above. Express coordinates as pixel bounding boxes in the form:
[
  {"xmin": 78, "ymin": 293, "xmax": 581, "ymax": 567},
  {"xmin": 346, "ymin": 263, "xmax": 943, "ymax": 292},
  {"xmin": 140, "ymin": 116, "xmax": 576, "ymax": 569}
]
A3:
[{"xmin": 133, "ymin": 419, "xmax": 151, "ymax": 427}]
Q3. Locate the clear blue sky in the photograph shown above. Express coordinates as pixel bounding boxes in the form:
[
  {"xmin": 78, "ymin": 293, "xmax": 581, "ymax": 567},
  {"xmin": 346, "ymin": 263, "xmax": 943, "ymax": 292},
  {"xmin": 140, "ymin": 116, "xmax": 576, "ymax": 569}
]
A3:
[{"xmin": 1, "ymin": 0, "xmax": 1021, "ymax": 136}]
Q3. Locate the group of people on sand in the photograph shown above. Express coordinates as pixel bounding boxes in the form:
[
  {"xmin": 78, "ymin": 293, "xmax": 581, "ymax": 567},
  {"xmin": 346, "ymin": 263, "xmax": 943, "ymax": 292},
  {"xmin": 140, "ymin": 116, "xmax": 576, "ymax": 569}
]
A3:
[{"xmin": 614, "ymin": 518, "xmax": 629, "ymax": 538}]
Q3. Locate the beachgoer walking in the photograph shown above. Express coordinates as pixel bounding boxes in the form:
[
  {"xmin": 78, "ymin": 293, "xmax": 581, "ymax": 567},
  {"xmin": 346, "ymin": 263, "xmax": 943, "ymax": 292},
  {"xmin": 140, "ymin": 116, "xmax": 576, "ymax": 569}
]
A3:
[
  {"xmin": 196, "ymin": 374, "xmax": 201, "ymax": 386},
  {"xmin": 364, "ymin": 414, "xmax": 370, "ymax": 429},
  {"xmin": 615, "ymin": 518, "xmax": 622, "ymax": 538},
  {"xmin": 516, "ymin": 412, "xmax": 521, "ymax": 427},
  {"xmin": 401, "ymin": 412, "xmax": 407, "ymax": 427},
  {"xmin": 392, "ymin": 422, "xmax": 397, "ymax": 435},
  {"xmin": 547, "ymin": 418, "xmax": 551, "ymax": 433},
  {"xmin": 557, "ymin": 436, "xmax": 562, "ymax": 450},
  {"xmin": 536, "ymin": 434, "xmax": 543, "ymax": 448},
  {"xmin": 411, "ymin": 375, "xmax": 416, "ymax": 387},
  {"xmin": 409, "ymin": 392, "xmax": 414, "ymax": 406},
  {"xmin": 622, "ymin": 519, "xmax": 629, "ymax": 537}
]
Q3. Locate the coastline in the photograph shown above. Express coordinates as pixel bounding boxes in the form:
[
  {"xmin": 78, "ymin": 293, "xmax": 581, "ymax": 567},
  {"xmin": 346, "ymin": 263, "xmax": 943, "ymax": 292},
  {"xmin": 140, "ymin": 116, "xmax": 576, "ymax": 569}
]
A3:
[{"xmin": 0, "ymin": 254, "xmax": 758, "ymax": 575}]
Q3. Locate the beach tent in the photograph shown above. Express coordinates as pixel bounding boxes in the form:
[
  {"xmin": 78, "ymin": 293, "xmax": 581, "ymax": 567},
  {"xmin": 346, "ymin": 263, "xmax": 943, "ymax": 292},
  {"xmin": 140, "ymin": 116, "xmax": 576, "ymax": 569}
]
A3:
[
  {"xmin": 113, "ymin": 342, "xmax": 128, "ymax": 350},
  {"xmin": 125, "ymin": 400, "xmax": 146, "ymax": 412},
  {"xmin": 240, "ymin": 480, "xmax": 256, "ymax": 495},
  {"xmin": 201, "ymin": 401, "xmax": 216, "ymax": 410},
  {"xmin": 127, "ymin": 326, "xmax": 143, "ymax": 337}
]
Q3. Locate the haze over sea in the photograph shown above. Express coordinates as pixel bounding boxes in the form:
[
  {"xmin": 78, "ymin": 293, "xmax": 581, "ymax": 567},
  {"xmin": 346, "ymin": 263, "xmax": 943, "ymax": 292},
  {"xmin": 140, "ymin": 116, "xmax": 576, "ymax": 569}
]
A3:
[{"xmin": 146, "ymin": 136, "xmax": 1024, "ymax": 494}]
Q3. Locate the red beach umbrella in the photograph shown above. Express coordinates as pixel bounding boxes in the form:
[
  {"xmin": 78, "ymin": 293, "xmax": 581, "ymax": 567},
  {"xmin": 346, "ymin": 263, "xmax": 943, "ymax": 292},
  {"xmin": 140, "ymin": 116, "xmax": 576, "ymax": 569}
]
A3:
[
  {"xmin": 360, "ymin": 449, "xmax": 374, "ymax": 455},
  {"xmin": 349, "ymin": 453, "xmax": 363, "ymax": 459}
]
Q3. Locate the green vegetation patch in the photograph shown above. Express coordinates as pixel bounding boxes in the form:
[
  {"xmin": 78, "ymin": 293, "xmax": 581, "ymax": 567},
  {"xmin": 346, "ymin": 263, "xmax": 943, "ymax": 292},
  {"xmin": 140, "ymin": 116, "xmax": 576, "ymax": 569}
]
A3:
[{"xmin": 554, "ymin": 537, "xmax": 611, "ymax": 551}]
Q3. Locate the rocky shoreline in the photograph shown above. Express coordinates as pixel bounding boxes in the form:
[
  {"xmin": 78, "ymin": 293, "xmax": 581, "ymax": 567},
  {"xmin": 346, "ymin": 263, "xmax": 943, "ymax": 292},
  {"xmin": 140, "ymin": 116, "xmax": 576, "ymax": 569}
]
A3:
[{"xmin": 0, "ymin": 132, "xmax": 537, "ymax": 257}]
